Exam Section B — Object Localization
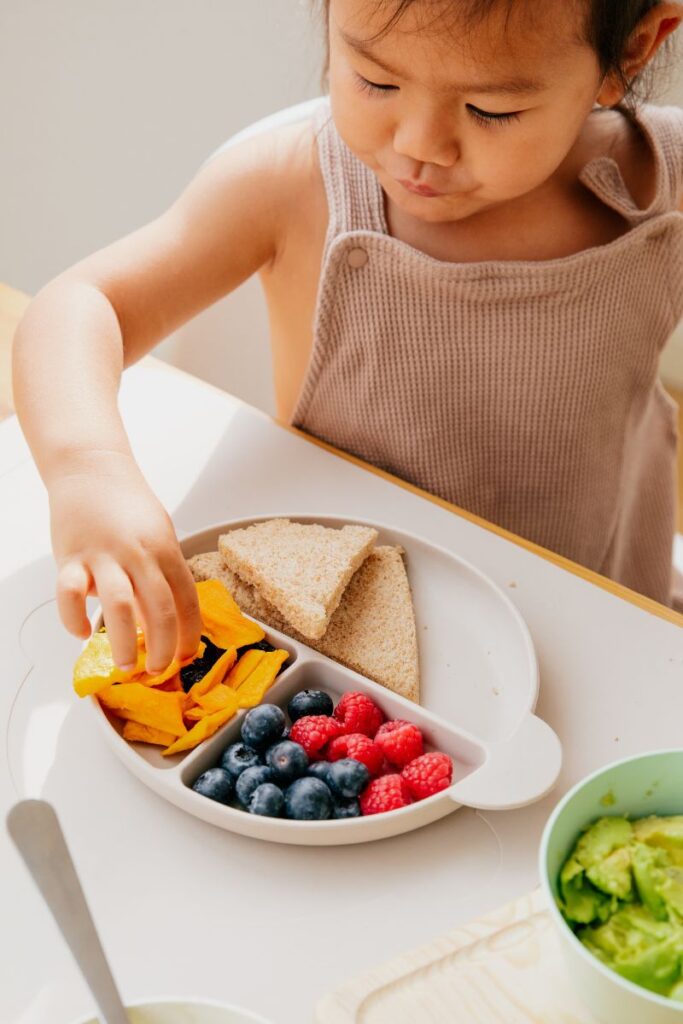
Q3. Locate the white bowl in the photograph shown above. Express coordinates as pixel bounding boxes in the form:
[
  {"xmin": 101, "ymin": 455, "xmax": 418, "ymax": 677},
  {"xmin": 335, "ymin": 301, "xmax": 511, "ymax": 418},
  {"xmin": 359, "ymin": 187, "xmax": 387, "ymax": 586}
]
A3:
[
  {"xmin": 71, "ymin": 997, "xmax": 271, "ymax": 1024},
  {"xmin": 539, "ymin": 749, "xmax": 683, "ymax": 1024}
]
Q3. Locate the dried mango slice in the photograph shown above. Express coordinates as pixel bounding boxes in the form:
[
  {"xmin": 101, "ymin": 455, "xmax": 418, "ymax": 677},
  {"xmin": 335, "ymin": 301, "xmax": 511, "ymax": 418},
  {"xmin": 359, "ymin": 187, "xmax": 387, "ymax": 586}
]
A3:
[
  {"xmin": 194, "ymin": 683, "xmax": 240, "ymax": 716},
  {"xmin": 122, "ymin": 721, "xmax": 177, "ymax": 746},
  {"xmin": 184, "ymin": 706, "xmax": 206, "ymax": 723},
  {"xmin": 235, "ymin": 650, "xmax": 289, "ymax": 708},
  {"xmin": 98, "ymin": 684, "xmax": 187, "ymax": 736},
  {"xmin": 224, "ymin": 649, "xmax": 266, "ymax": 689},
  {"xmin": 162, "ymin": 704, "xmax": 237, "ymax": 756},
  {"xmin": 73, "ymin": 632, "xmax": 147, "ymax": 697},
  {"xmin": 74, "ymin": 632, "xmax": 203, "ymax": 698},
  {"xmin": 185, "ymin": 646, "xmax": 237, "ymax": 703},
  {"xmin": 196, "ymin": 579, "xmax": 265, "ymax": 649},
  {"xmin": 156, "ymin": 673, "xmax": 183, "ymax": 692},
  {"xmin": 132, "ymin": 642, "xmax": 206, "ymax": 688}
]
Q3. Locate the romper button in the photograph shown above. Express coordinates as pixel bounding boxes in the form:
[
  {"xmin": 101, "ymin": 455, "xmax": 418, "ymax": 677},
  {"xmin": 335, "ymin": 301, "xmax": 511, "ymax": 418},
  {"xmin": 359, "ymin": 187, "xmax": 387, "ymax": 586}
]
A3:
[{"xmin": 347, "ymin": 247, "xmax": 368, "ymax": 268}]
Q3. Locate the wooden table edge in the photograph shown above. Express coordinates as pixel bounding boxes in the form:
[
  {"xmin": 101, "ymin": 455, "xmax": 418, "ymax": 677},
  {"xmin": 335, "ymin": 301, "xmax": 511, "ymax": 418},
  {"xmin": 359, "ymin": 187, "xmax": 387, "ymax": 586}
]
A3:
[{"xmin": 2, "ymin": 281, "xmax": 681, "ymax": 628}]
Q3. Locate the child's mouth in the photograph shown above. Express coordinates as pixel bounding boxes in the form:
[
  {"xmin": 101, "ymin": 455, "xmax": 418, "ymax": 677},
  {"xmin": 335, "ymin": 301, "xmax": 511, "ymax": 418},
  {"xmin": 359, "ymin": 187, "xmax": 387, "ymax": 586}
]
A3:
[{"xmin": 398, "ymin": 179, "xmax": 444, "ymax": 198}]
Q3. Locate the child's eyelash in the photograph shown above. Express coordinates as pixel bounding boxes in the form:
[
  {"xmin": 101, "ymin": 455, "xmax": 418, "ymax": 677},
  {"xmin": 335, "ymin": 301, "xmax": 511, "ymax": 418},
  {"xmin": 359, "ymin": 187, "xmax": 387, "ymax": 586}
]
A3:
[
  {"xmin": 354, "ymin": 75, "xmax": 521, "ymax": 128},
  {"xmin": 355, "ymin": 74, "xmax": 397, "ymax": 96},
  {"xmin": 467, "ymin": 105, "xmax": 521, "ymax": 128}
]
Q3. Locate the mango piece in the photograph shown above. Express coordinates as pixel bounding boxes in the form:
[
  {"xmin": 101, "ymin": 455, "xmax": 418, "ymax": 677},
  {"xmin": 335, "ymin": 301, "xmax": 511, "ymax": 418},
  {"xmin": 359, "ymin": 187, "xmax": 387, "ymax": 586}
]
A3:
[
  {"xmin": 195, "ymin": 683, "xmax": 240, "ymax": 716},
  {"xmin": 98, "ymin": 683, "xmax": 187, "ymax": 736},
  {"xmin": 122, "ymin": 721, "xmax": 178, "ymax": 746},
  {"xmin": 184, "ymin": 706, "xmax": 206, "ymax": 722},
  {"xmin": 73, "ymin": 631, "xmax": 147, "ymax": 697},
  {"xmin": 74, "ymin": 631, "xmax": 203, "ymax": 697},
  {"xmin": 185, "ymin": 646, "xmax": 237, "ymax": 702},
  {"xmin": 196, "ymin": 579, "xmax": 265, "ymax": 649},
  {"xmin": 127, "ymin": 641, "xmax": 205, "ymax": 688},
  {"xmin": 224, "ymin": 650, "xmax": 266, "ymax": 689},
  {"xmin": 156, "ymin": 673, "xmax": 183, "ymax": 692},
  {"xmin": 235, "ymin": 649, "xmax": 289, "ymax": 707},
  {"xmin": 162, "ymin": 704, "xmax": 237, "ymax": 756}
]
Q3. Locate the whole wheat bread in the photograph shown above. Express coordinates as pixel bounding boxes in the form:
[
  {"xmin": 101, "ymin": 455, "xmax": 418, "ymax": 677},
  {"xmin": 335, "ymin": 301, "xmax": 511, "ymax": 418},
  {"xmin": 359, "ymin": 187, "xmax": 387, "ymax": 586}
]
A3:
[
  {"xmin": 217, "ymin": 519, "xmax": 378, "ymax": 640},
  {"xmin": 187, "ymin": 545, "xmax": 420, "ymax": 702}
]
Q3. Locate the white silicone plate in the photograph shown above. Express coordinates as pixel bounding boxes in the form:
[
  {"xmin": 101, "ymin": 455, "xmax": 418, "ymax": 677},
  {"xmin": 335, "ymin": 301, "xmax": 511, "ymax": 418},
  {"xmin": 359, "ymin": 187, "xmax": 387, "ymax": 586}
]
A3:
[{"xmin": 89, "ymin": 514, "xmax": 562, "ymax": 845}]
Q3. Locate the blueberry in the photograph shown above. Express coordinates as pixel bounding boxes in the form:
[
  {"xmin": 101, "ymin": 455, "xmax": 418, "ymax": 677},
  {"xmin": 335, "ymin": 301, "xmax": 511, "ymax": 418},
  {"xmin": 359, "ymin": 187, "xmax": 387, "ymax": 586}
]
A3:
[
  {"xmin": 287, "ymin": 689, "xmax": 334, "ymax": 722},
  {"xmin": 191, "ymin": 767, "xmax": 235, "ymax": 804},
  {"xmin": 284, "ymin": 777, "xmax": 333, "ymax": 820},
  {"xmin": 248, "ymin": 783, "xmax": 285, "ymax": 817},
  {"xmin": 220, "ymin": 742, "xmax": 261, "ymax": 779},
  {"xmin": 332, "ymin": 798, "xmax": 361, "ymax": 819},
  {"xmin": 327, "ymin": 759, "xmax": 370, "ymax": 799},
  {"xmin": 265, "ymin": 740, "xmax": 309, "ymax": 785},
  {"xmin": 235, "ymin": 765, "xmax": 275, "ymax": 807},
  {"xmin": 241, "ymin": 704, "xmax": 286, "ymax": 751},
  {"xmin": 307, "ymin": 761, "xmax": 334, "ymax": 786}
]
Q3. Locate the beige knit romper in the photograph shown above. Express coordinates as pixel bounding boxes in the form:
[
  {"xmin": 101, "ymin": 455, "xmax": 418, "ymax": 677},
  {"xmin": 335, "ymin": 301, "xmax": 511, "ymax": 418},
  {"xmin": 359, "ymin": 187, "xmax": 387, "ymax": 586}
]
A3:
[{"xmin": 291, "ymin": 98, "xmax": 683, "ymax": 606}]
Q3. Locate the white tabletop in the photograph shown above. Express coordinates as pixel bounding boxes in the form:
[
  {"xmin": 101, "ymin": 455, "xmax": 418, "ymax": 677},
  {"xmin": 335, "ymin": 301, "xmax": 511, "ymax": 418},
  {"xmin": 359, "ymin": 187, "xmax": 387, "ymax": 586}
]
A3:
[{"xmin": 2, "ymin": 360, "xmax": 682, "ymax": 1024}]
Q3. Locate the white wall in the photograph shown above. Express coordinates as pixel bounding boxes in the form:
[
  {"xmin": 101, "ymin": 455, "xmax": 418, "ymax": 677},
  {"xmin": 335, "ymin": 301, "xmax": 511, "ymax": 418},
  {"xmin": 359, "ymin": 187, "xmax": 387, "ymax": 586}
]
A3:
[
  {"xmin": 2, "ymin": 5, "xmax": 683, "ymax": 409},
  {"xmin": 2, "ymin": 0, "xmax": 323, "ymax": 414}
]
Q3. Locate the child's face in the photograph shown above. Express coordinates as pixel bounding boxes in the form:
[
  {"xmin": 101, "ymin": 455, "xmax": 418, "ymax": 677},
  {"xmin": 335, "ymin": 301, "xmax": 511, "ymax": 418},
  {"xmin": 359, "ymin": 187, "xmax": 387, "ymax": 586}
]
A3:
[{"xmin": 328, "ymin": 0, "xmax": 606, "ymax": 223}]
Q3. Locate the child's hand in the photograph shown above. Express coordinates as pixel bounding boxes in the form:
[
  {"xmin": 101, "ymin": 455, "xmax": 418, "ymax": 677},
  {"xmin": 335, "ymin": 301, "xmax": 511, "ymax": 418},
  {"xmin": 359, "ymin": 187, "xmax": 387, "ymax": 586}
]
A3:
[{"xmin": 48, "ymin": 452, "xmax": 202, "ymax": 673}]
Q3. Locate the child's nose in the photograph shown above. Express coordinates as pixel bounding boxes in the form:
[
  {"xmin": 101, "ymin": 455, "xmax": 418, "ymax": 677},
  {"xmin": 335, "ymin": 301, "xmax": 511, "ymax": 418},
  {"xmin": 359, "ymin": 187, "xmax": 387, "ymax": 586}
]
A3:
[{"xmin": 393, "ymin": 114, "xmax": 459, "ymax": 168}]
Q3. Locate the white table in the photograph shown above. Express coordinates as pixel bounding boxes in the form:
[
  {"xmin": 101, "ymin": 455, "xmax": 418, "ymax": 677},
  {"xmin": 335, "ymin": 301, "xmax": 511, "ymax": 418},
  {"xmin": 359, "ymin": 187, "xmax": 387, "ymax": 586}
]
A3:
[{"xmin": 2, "ymin": 359, "xmax": 682, "ymax": 1024}]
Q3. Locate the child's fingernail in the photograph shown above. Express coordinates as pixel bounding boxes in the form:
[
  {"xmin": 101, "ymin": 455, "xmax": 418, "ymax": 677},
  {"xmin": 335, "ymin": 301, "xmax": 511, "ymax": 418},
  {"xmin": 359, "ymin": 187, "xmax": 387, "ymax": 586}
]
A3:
[{"xmin": 119, "ymin": 662, "xmax": 135, "ymax": 672}]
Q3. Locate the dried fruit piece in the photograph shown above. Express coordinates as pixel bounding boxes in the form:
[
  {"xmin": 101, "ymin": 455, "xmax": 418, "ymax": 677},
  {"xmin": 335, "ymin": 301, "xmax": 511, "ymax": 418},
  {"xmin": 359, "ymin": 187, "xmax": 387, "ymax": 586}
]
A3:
[
  {"xmin": 193, "ymin": 683, "xmax": 240, "ymax": 717},
  {"xmin": 73, "ymin": 631, "xmax": 146, "ymax": 697},
  {"xmin": 234, "ymin": 650, "xmax": 289, "ymax": 707},
  {"xmin": 122, "ymin": 721, "xmax": 177, "ymax": 746},
  {"xmin": 73, "ymin": 630, "xmax": 203, "ymax": 697},
  {"xmin": 185, "ymin": 646, "xmax": 237, "ymax": 702},
  {"xmin": 196, "ymin": 579, "xmax": 265, "ymax": 649},
  {"xmin": 162, "ymin": 704, "xmax": 237, "ymax": 757},
  {"xmin": 98, "ymin": 684, "xmax": 187, "ymax": 736}
]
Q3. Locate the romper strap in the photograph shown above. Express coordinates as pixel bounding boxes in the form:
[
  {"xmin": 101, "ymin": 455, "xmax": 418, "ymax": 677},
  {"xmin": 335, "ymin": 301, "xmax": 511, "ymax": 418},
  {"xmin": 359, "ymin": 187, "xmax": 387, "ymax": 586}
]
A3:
[
  {"xmin": 314, "ymin": 97, "xmax": 387, "ymax": 243},
  {"xmin": 578, "ymin": 103, "xmax": 683, "ymax": 223}
]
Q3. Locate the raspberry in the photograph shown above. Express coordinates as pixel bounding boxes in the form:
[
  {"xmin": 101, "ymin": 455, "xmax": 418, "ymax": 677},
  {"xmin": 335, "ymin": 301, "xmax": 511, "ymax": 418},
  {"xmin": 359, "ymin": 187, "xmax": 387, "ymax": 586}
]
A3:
[
  {"xmin": 326, "ymin": 733, "xmax": 384, "ymax": 776},
  {"xmin": 360, "ymin": 774, "xmax": 412, "ymax": 816},
  {"xmin": 401, "ymin": 752, "xmax": 453, "ymax": 800},
  {"xmin": 333, "ymin": 692, "xmax": 385, "ymax": 738},
  {"xmin": 289, "ymin": 715, "xmax": 342, "ymax": 759},
  {"xmin": 374, "ymin": 719, "xmax": 424, "ymax": 768}
]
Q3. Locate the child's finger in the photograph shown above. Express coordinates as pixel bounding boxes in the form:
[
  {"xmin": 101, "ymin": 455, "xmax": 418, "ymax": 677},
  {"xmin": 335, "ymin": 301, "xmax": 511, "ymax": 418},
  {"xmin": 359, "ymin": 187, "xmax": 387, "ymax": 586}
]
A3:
[
  {"xmin": 92, "ymin": 561, "xmax": 138, "ymax": 670},
  {"xmin": 131, "ymin": 565, "xmax": 178, "ymax": 674},
  {"xmin": 56, "ymin": 560, "xmax": 93, "ymax": 639},
  {"xmin": 162, "ymin": 553, "xmax": 203, "ymax": 662}
]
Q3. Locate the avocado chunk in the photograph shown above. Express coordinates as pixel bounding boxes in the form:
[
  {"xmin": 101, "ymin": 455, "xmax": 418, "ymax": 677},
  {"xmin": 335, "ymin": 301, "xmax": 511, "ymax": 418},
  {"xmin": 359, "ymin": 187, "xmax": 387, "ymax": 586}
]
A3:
[{"xmin": 558, "ymin": 814, "xmax": 683, "ymax": 1000}]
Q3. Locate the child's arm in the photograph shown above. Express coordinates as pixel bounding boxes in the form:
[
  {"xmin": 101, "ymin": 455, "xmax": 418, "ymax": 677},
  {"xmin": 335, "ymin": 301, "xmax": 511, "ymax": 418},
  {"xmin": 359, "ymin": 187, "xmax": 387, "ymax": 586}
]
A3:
[{"xmin": 12, "ymin": 126, "xmax": 305, "ymax": 673}]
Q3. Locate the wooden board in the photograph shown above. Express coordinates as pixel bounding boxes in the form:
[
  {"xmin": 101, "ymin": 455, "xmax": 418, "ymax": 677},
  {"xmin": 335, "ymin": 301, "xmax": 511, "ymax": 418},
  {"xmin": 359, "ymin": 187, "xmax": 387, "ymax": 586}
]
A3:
[{"xmin": 316, "ymin": 889, "xmax": 600, "ymax": 1024}]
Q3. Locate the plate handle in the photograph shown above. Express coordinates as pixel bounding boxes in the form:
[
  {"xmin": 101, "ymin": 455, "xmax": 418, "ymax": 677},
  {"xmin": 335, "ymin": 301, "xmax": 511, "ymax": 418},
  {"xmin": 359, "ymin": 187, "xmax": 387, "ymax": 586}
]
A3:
[{"xmin": 448, "ymin": 714, "xmax": 562, "ymax": 811}]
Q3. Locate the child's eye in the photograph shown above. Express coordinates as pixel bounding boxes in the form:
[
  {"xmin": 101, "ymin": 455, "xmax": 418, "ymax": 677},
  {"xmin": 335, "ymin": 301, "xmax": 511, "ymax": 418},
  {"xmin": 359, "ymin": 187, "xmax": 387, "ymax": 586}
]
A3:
[
  {"xmin": 355, "ymin": 73, "xmax": 397, "ymax": 96},
  {"xmin": 467, "ymin": 104, "xmax": 521, "ymax": 127}
]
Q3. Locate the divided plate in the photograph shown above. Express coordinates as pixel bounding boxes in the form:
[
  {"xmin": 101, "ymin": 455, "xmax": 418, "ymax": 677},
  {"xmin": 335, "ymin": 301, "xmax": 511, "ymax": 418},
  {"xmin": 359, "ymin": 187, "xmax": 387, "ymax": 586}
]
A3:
[{"xmin": 89, "ymin": 514, "xmax": 562, "ymax": 845}]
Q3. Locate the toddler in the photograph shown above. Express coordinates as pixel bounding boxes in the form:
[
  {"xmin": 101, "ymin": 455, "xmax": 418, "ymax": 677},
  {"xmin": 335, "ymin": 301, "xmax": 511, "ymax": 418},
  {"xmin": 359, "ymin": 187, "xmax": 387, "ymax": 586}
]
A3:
[{"xmin": 12, "ymin": 0, "xmax": 683, "ymax": 674}]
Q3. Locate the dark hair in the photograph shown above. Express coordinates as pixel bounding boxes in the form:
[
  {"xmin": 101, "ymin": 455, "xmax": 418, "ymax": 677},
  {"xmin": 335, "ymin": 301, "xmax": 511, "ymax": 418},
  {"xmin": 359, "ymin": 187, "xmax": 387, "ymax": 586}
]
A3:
[{"xmin": 315, "ymin": 0, "xmax": 679, "ymax": 111}]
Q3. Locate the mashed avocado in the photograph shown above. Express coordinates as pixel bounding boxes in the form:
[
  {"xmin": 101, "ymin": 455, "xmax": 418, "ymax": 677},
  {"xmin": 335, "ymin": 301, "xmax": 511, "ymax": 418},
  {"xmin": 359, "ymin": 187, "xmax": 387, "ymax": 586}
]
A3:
[{"xmin": 558, "ymin": 815, "xmax": 683, "ymax": 1000}]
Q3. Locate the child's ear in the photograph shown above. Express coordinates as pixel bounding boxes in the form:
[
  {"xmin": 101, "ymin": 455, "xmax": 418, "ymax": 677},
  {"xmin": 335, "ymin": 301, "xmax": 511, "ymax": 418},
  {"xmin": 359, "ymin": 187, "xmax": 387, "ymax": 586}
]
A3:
[{"xmin": 596, "ymin": 1, "xmax": 683, "ymax": 107}]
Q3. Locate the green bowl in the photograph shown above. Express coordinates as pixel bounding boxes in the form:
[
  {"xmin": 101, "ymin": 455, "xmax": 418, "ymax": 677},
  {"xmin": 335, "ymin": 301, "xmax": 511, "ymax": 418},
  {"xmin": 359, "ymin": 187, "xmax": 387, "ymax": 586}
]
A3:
[{"xmin": 539, "ymin": 749, "xmax": 683, "ymax": 1024}]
